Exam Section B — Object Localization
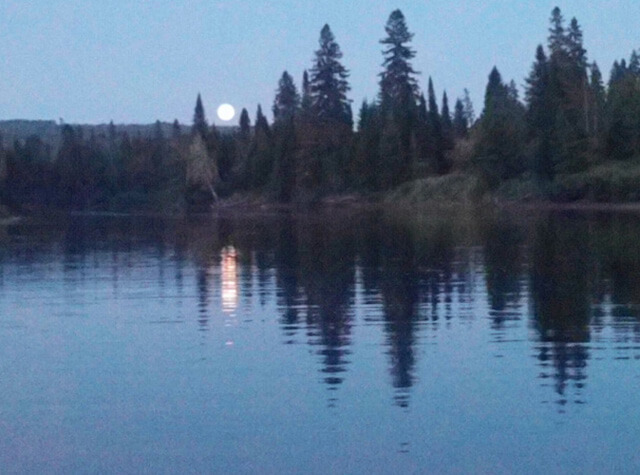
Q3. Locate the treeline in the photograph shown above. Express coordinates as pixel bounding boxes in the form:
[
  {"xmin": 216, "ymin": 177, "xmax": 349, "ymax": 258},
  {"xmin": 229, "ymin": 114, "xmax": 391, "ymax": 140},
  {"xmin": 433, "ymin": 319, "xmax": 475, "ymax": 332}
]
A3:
[{"xmin": 2, "ymin": 7, "xmax": 640, "ymax": 211}]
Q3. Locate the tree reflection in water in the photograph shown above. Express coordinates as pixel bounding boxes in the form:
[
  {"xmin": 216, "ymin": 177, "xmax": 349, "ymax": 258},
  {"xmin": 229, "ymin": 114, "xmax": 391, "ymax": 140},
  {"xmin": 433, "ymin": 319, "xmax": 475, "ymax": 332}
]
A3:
[
  {"xmin": 30, "ymin": 209, "xmax": 640, "ymax": 411},
  {"xmin": 531, "ymin": 214, "xmax": 591, "ymax": 408}
]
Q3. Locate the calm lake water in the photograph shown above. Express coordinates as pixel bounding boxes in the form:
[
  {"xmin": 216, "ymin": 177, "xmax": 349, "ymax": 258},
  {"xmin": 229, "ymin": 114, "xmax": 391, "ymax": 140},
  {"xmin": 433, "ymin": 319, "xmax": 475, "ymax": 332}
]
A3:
[{"xmin": 2, "ymin": 208, "xmax": 640, "ymax": 473}]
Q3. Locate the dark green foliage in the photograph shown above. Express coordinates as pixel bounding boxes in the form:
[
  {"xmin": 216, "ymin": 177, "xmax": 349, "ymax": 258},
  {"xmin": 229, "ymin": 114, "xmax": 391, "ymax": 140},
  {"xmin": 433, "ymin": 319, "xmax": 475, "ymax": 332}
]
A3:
[
  {"xmin": 379, "ymin": 9, "xmax": 419, "ymax": 108},
  {"xmin": 309, "ymin": 24, "xmax": 351, "ymax": 125},
  {"xmin": 523, "ymin": 8, "xmax": 592, "ymax": 178},
  {"xmin": 246, "ymin": 105, "xmax": 274, "ymax": 189},
  {"xmin": 525, "ymin": 45, "xmax": 550, "ymax": 132},
  {"xmin": 239, "ymin": 108, "xmax": 251, "ymax": 138},
  {"xmin": 474, "ymin": 67, "xmax": 527, "ymax": 185},
  {"xmin": 605, "ymin": 54, "xmax": 640, "ymax": 159},
  {"xmin": 426, "ymin": 77, "xmax": 447, "ymax": 174},
  {"xmin": 271, "ymin": 117, "xmax": 297, "ymax": 202},
  {"xmin": 462, "ymin": 88, "xmax": 475, "ymax": 125},
  {"xmin": 192, "ymin": 93, "xmax": 208, "ymax": 138},
  {"xmin": 453, "ymin": 98, "xmax": 468, "ymax": 138},
  {"xmin": 374, "ymin": 10, "xmax": 422, "ymax": 188},
  {"xmin": 630, "ymin": 50, "xmax": 640, "ymax": 75},
  {"xmin": 589, "ymin": 63, "xmax": 605, "ymax": 139},
  {"xmin": 300, "ymin": 70, "xmax": 313, "ymax": 119},
  {"xmin": 353, "ymin": 100, "xmax": 382, "ymax": 190},
  {"xmin": 525, "ymin": 44, "xmax": 553, "ymax": 178},
  {"xmin": 5, "ymin": 7, "xmax": 640, "ymax": 211},
  {"xmin": 172, "ymin": 119, "xmax": 181, "ymax": 139},
  {"xmin": 548, "ymin": 7, "xmax": 566, "ymax": 55},
  {"xmin": 273, "ymin": 71, "xmax": 300, "ymax": 123},
  {"xmin": 441, "ymin": 91, "xmax": 454, "ymax": 152}
]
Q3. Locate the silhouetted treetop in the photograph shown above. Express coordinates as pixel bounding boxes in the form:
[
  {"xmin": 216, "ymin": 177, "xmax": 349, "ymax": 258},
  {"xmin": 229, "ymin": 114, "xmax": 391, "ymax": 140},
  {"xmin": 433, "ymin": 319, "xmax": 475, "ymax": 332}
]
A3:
[
  {"xmin": 309, "ymin": 24, "xmax": 351, "ymax": 124},
  {"xmin": 379, "ymin": 9, "xmax": 419, "ymax": 107}
]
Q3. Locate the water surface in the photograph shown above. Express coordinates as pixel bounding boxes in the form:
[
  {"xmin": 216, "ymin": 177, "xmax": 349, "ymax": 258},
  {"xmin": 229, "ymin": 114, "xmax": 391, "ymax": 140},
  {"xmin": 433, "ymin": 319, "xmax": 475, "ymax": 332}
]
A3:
[{"xmin": 1, "ymin": 209, "xmax": 640, "ymax": 473}]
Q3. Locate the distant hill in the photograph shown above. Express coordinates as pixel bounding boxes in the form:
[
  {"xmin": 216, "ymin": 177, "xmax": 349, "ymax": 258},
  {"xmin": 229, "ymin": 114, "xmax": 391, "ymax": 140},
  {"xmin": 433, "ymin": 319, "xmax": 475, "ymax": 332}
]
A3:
[{"xmin": 0, "ymin": 119, "xmax": 238, "ymax": 153}]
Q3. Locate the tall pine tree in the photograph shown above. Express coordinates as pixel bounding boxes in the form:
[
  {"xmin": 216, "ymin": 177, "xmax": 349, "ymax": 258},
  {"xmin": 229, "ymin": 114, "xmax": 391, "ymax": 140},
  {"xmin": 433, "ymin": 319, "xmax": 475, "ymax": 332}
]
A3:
[
  {"xmin": 309, "ymin": 24, "xmax": 351, "ymax": 125},
  {"xmin": 379, "ymin": 9, "xmax": 419, "ymax": 109},
  {"xmin": 273, "ymin": 71, "xmax": 300, "ymax": 123},
  {"xmin": 192, "ymin": 93, "xmax": 208, "ymax": 138}
]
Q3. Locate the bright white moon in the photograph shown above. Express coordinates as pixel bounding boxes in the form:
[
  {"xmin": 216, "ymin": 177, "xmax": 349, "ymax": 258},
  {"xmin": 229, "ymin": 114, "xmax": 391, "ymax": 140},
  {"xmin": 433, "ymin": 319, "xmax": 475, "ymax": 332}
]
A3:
[{"xmin": 217, "ymin": 103, "xmax": 236, "ymax": 121}]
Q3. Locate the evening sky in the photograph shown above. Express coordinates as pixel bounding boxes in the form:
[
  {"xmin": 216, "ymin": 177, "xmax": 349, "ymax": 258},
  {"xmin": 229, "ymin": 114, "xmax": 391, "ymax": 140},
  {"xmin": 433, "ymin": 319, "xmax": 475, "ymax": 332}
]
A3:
[{"xmin": 1, "ymin": 0, "xmax": 637, "ymax": 125}]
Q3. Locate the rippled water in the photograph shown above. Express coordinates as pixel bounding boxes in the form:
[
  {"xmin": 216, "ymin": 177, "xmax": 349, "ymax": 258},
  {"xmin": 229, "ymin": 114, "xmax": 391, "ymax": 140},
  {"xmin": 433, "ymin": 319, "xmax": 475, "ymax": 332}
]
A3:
[{"xmin": 2, "ymin": 209, "xmax": 640, "ymax": 473}]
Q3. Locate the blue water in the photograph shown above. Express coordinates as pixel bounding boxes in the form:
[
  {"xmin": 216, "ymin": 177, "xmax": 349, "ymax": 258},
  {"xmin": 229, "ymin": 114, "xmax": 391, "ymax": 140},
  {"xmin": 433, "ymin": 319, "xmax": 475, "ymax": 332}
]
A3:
[{"xmin": 1, "ymin": 210, "xmax": 640, "ymax": 473}]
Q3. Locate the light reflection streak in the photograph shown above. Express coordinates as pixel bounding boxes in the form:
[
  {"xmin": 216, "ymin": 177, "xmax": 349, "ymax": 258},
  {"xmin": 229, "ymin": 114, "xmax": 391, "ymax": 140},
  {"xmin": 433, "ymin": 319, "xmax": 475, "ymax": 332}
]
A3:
[{"xmin": 221, "ymin": 246, "xmax": 238, "ymax": 314}]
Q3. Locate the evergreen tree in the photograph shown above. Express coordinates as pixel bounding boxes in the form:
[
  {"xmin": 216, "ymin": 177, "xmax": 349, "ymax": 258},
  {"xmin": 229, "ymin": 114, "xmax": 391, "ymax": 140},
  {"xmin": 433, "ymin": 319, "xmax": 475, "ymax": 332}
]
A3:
[
  {"xmin": 630, "ymin": 50, "xmax": 640, "ymax": 75},
  {"xmin": 542, "ymin": 8, "xmax": 590, "ymax": 173},
  {"xmin": 589, "ymin": 62, "xmax": 605, "ymax": 138},
  {"xmin": 567, "ymin": 17, "xmax": 587, "ymax": 68},
  {"xmin": 525, "ymin": 44, "xmax": 553, "ymax": 178},
  {"xmin": 453, "ymin": 98, "xmax": 468, "ymax": 138},
  {"xmin": 309, "ymin": 24, "xmax": 351, "ymax": 124},
  {"xmin": 605, "ymin": 56, "xmax": 640, "ymax": 159},
  {"xmin": 172, "ymin": 119, "xmax": 181, "ymax": 139},
  {"xmin": 192, "ymin": 93, "xmax": 208, "ymax": 138},
  {"xmin": 273, "ymin": 71, "xmax": 300, "ymax": 123},
  {"xmin": 246, "ymin": 104, "xmax": 274, "ymax": 188},
  {"xmin": 609, "ymin": 60, "xmax": 624, "ymax": 86},
  {"xmin": 271, "ymin": 117, "xmax": 297, "ymax": 202},
  {"xmin": 426, "ymin": 77, "xmax": 446, "ymax": 173},
  {"xmin": 548, "ymin": 7, "xmax": 566, "ymax": 55},
  {"xmin": 108, "ymin": 121, "xmax": 116, "ymax": 142},
  {"xmin": 441, "ymin": 91, "xmax": 454, "ymax": 151},
  {"xmin": 417, "ymin": 93, "xmax": 428, "ymax": 124},
  {"xmin": 355, "ymin": 102, "xmax": 382, "ymax": 190},
  {"xmin": 474, "ymin": 67, "xmax": 527, "ymax": 184},
  {"xmin": 301, "ymin": 70, "xmax": 313, "ymax": 118},
  {"xmin": 239, "ymin": 108, "xmax": 251, "ymax": 138},
  {"xmin": 379, "ymin": 9, "xmax": 419, "ymax": 108},
  {"xmin": 462, "ymin": 88, "xmax": 476, "ymax": 125},
  {"xmin": 525, "ymin": 45, "xmax": 550, "ymax": 132},
  {"xmin": 376, "ymin": 10, "xmax": 421, "ymax": 186}
]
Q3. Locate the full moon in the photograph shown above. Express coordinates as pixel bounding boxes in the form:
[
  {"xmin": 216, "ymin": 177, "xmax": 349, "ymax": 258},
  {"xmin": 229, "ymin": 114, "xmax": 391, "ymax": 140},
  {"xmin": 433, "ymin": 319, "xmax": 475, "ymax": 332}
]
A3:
[{"xmin": 217, "ymin": 103, "xmax": 236, "ymax": 121}]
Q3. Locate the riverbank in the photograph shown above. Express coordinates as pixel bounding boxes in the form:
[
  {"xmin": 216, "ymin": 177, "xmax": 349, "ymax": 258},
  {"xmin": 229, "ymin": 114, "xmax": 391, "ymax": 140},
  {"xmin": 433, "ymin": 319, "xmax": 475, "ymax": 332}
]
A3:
[{"xmin": 7, "ymin": 158, "xmax": 640, "ymax": 219}]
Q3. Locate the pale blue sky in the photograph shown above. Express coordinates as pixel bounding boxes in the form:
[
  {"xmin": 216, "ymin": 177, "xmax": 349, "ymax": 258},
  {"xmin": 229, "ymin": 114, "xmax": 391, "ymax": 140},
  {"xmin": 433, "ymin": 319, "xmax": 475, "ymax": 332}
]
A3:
[{"xmin": 1, "ymin": 0, "xmax": 638, "ymax": 125}]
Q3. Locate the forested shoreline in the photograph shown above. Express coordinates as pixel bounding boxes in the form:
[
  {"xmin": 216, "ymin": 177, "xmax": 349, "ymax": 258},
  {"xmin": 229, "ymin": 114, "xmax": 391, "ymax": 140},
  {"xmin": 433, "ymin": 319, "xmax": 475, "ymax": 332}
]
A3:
[{"xmin": 2, "ymin": 7, "xmax": 640, "ymax": 214}]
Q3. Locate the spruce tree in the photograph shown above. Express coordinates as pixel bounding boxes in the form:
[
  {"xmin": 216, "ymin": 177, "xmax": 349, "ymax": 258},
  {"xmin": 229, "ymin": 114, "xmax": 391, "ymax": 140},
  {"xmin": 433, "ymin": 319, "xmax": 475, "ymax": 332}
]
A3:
[
  {"xmin": 239, "ymin": 108, "xmax": 251, "ymax": 138},
  {"xmin": 172, "ymin": 119, "xmax": 181, "ymax": 139},
  {"xmin": 379, "ymin": 9, "xmax": 419, "ymax": 108},
  {"xmin": 426, "ymin": 77, "xmax": 446, "ymax": 173},
  {"xmin": 192, "ymin": 93, "xmax": 208, "ymax": 138},
  {"xmin": 376, "ymin": 9, "xmax": 420, "ymax": 187},
  {"xmin": 301, "ymin": 70, "xmax": 313, "ymax": 117},
  {"xmin": 247, "ymin": 105, "xmax": 274, "ymax": 189},
  {"xmin": 273, "ymin": 71, "xmax": 300, "ymax": 123},
  {"xmin": 417, "ymin": 94, "xmax": 428, "ymax": 124},
  {"xmin": 548, "ymin": 7, "xmax": 566, "ymax": 55},
  {"xmin": 453, "ymin": 98, "xmax": 468, "ymax": 137},
  {"xmin": 271, "ymin": 116, "xmax": 297, "ymax": 202},
  {"xmin": 354, "ymin": 101, "xmax": 382, "ymax": 190},
  {"xmin": 462, "ymin": 88, "xmax": 476, "ymax": 125},
  {"xmin": 605, "ymin": 56, "xmax": 640, "ymax": 160},
  {"xmin": 475, "ymin": 67, "xmax": 526, "ymax": 184},
  {"xmin": 525, "ymin": 45, "xmax": 550, "ymax": 132},
  {"xmin": 567, "ymin": 17, "xmax": 587, "ymax": 68},
  {"xmin": 609, "ymin": 61, "xmax": 623, "ymax": 86},
  {"xmin": 441, "ymin": 91, "xmax": 454, "ymax": 150},
  {"xmin": 309, "ymin": 24, "xmax": 351, "ymax": 124},
  {"xmin": 629, "ymin": 50, "xmax": 640, "ymax": 76},
  {"xmin": 544, "ymin": 8, "xmax": 590, "ymax": 172},
  {"xmin": 589, "ymin": 62, "xmax": 606, "ymax": 141},
  {"xmin": 525, "ymin": 45, "xmax": 553, "ymax": 178}
]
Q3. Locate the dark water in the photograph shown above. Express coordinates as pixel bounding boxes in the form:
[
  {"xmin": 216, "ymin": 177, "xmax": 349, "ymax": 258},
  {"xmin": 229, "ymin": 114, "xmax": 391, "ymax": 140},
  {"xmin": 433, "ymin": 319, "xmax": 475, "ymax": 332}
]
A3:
[{"xmin": 2, "ymin": 208, "xmax": 640, "ymax": 473}]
